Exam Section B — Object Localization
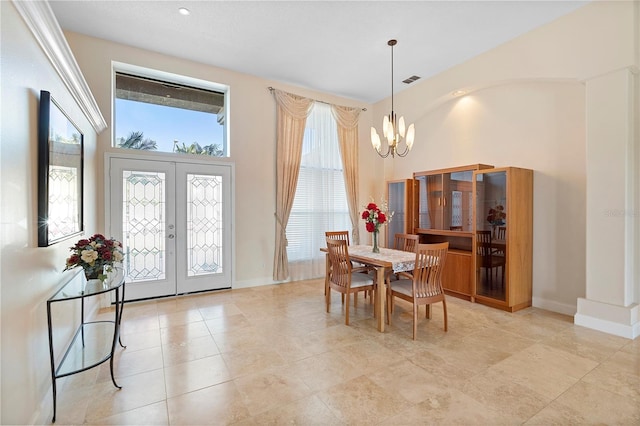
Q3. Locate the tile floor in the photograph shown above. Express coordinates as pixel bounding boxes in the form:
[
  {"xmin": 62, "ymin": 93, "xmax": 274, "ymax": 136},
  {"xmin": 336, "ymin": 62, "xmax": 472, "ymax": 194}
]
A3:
[{"xmin": 53, "ymin": 279, "xmax": 640, "ymax": 425}]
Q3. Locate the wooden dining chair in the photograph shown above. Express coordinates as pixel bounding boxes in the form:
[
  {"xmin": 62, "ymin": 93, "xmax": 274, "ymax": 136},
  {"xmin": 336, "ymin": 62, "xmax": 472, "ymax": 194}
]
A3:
[
  {"xmin": 324, "ymin": 231, "xmax": 372, "ymax": 304},
  {"xmin": 387, "ymin": 233, "xmax": 420, "ymax": 290},
  {"xmin": 393, "ymin": 233, "xmax": 420, "ymax": 252},
  {"xmin": 386, "ymin": 242, "xmax": 449, "ymax": 340},
  {"xmin": 325, "ymin": 238, "xmax": 376, "ymax": 325},
  {"xmin": 476, "ymin": 230, "xmax": 505, "ymax": 286}
]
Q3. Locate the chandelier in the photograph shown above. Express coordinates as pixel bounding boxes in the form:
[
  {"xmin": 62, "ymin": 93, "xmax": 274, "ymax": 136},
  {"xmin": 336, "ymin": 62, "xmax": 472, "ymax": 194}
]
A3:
[{"xmin": 371, "ymin": 39, "xmax": 415, "ymax": 158}]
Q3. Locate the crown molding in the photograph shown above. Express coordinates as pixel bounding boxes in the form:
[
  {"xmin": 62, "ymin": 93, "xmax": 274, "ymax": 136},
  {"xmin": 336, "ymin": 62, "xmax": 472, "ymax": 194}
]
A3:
[{"xmin": 12, "ymin": 0, "xmax": 107, "ymax": 133}]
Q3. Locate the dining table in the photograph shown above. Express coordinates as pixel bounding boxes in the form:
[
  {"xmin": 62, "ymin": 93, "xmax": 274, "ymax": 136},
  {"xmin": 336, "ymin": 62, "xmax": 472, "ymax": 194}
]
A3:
[{"xmin": 322, "ymin": 244, "xmax": 416, "ymax": 332}]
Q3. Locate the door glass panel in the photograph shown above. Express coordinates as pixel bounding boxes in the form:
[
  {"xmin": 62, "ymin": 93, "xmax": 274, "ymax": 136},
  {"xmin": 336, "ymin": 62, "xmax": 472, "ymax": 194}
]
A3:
[
  {"xmin": 387, "ymin": 181, "xmax": 405, "ymax": 247},
  {"xmin": 475, "ymin": 171, "xmax": 507, "ymax": 301},
  {"xmin": 122, "ymin": 171, "xmax": 166, "ymax": 282},
  {"xmin": 186, "ymin": 173, "xmax": 223, "ymax": 276}
]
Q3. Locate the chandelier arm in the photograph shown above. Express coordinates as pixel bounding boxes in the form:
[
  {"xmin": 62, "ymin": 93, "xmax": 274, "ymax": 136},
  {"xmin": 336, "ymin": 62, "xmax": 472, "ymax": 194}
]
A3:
[
  {"xmin": 375, "ymin": 144, "xmax": 392, "ymax": 158},
  {"xmin": 396, "ymin": 143, "xmax": 410, "ymax": 157}
]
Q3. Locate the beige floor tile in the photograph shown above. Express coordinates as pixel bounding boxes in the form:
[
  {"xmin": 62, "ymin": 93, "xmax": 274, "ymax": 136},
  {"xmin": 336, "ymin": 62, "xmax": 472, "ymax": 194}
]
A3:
[
  {"xmin": 460, "ymin": 371, "xmax": 551, "ymax": 422},
  {"xmin": 89, "ymin": 401, "xmax": 169, "ymax": 425},
  {"xmin": 57, "ymin": 278, "xmax": 639, "ymax": 425},
  {"xmin": 96, "ymin": 345, "xmax": 164, "ymax": 382},
  {"xmin": 317, "ymin": 375, "xmax": 410, "ymax": 424},
  {"xmin": 120, "ymin": 313, "xmax": 160, "ymax": 335},
  {"xmin": 367, "ymin": 359, "xmax": 442, "ymax": 404},
  {"xmin": 162, "ymin": 334, "xmax": 220, "ymax": 367},
  {"xmin": 166, "ymin": 381, "xmax": 251, "ymax": 425},
  {"xmin": 553, "ymin": 380, "xmax": 640, "ymax": 424},
  {"xmin": 541, "ymin": 325, "xmax": 630, "ymax": 362},
  {"xmin": 158, "ymin": 309, "xmax": 204, "ymax": 328},
  {"xmin": 84, "ymin": 369, "xmax": 167, "ymax": 422},
  {"xmin": 233, "ymin": 364, "xmax": 313, "ymax": 416},
  {"xmin": 198, "ymin": 302, "xmax": 243, "ymax": 320},
  {"xmin": 524, "ymin": 400, "xmax": 589, "ymax": 425},
  {"xmin": 235, "ymin": 394, "xmax": 341, "ymax": 426},
  {"xmin": 204, "ymin": 313, "xmax": 251, "ymax": 333},
  {"xmin": 116, "ymin": 327, "xmax": 162, "ymax": 353},
  {"xmin": 164, "ymin": 354, "xmax": 232, "ymax": 397},
  {"xmin": 381, "ymin": 387, "xmax": 519, "ymax": 425},
  {"xmin": 482, "ymin": 343, "xmax": 598, "ymax": 399},
  {"xmin": 220, "ymin": 346, "xmax": 287, "ymax": 378},
  {"xmin": 580, "ymin": 350, "xmax": 640, "ymax": 402},
  {"xmin": 211, "ymin": 326, "xmax": 270, "ymax": 353},
  {"xmin": 287, "ymin": 350, "xmax": 367, "ymax": 391},
  {"xmin": 160, "ymin": 320, "xmax": 211, "ymax": 346}
]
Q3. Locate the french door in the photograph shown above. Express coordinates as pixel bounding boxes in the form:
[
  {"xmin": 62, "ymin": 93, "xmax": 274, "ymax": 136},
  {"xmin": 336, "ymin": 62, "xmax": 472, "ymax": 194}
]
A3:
[{"xmin": 108, "ymin": 156, "xmax": 232, "ymax": 301}]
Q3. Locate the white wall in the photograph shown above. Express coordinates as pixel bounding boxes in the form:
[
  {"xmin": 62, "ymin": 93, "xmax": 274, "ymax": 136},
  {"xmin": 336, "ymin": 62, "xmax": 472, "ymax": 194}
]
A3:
[{"xmin": 0, "ymin": 2, "xmax": 100, "ymax": 423}]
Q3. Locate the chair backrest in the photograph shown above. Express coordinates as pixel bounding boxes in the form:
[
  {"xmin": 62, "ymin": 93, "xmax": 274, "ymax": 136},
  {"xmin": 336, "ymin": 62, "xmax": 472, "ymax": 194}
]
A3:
[
  {"xmin": 394, "ymin": 233, "xmax": 420, "ymax": 252},
  {"xmin": 325, "ymin": 231, "xmax": 350, "ymax": 246},
  {"xmin": 497, "ymin": 226, "xmax": 506, "ymax": 240},
  {"xmin": 326, "ymin": 237, "xmax": 352, "ymax": 290},
  {"xmin": 412, "ymin": 242, "xmax": 448, "ymax": 298},
  {"xmin": 476, "ymin": 230, "xmax": 493, "ymax": 256}
]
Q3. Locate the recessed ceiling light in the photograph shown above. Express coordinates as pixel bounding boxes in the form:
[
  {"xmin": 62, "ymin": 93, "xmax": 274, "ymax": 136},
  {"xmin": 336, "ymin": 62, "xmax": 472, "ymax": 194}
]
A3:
[
  {"xmin": 452, "ymin": 90, "xmax": 467, "ymax": 97},
  {"xmin": 178, "ymin": 7, "xmax": 190, "ymax": 16}
]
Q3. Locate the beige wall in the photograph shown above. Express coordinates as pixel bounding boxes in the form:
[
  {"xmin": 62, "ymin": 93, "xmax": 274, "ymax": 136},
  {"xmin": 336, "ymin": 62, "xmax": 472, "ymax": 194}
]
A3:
[
  {"xmin": 374, "ymin": 0, "xmax": 637, "ymax": 314},
  {"xmin": 0, "ymin": 2, "xmax": 100, "ymax": 423}
]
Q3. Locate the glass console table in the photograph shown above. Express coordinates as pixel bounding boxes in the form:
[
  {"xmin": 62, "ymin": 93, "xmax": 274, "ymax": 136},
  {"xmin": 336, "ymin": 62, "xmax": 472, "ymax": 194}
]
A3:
[{"xmin": 47, "ymin": 269, "xmax": 126, "ymax": 422}]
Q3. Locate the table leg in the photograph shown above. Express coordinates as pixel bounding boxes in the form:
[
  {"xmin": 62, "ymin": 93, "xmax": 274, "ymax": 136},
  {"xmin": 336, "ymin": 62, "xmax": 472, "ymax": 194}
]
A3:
[{"xmin": 376, "ymin": 267, "xmax": 386, "ymax": 332}]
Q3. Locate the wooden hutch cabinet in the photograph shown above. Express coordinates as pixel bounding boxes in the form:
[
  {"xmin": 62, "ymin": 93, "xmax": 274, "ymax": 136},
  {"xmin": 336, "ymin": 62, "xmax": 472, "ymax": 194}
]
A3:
[
  {"xmin": 385, "ymin": 179, "xmax": 418, "ymax": 248},
  {"xmin": 473, "ymin": 167, "xmax": 533, "ymax": 312},
  {"xmin": 413, "ymin": 164, "xmax": 493, "ymax": 300}
]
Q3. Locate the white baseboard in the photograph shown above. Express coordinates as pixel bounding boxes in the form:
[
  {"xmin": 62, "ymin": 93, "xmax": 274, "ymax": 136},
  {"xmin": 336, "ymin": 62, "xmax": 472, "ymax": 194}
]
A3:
[
  {"xmin": 574, "ymin": 313, "xmax": 640, "ymax": 339},
  {"xmin": 233, "ymin": 276, "xmax": 291, "ymax": 289},
  {"xmin": 532, "ymin": 296, "xmax": 577, "ymax": 316}
]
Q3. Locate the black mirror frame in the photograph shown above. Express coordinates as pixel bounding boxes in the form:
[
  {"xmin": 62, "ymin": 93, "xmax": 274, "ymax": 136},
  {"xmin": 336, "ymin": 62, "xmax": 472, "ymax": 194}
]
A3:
[{"xmin": 38, "ymin": 90, "xmax": 84, "ymax": 247}]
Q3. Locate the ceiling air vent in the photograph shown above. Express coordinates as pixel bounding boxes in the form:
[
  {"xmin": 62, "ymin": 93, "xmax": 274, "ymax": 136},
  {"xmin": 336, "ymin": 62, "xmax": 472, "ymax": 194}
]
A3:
[{"xmin": 402, "ymin": 75, "xmax": 421, "ymax": 84}]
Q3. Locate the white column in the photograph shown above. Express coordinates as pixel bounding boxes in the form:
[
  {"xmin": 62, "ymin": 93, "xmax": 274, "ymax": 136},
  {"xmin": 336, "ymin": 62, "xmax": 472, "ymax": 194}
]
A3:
[{"xmin": 575, "ymin": 67, "xmax": 640, "ymax": 339}]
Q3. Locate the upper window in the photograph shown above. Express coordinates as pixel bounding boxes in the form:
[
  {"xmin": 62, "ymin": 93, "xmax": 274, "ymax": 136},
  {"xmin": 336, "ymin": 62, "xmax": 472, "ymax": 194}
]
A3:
[{"xmin": 114, "ymin": 69, "xmax": 228, "ymax": 156}]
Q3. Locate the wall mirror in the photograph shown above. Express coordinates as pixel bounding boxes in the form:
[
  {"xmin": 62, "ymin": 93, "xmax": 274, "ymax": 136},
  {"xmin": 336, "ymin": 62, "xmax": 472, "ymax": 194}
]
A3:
[{"xmin": 38, "ymin": 90, "xmax": 84, "ymax": 247}]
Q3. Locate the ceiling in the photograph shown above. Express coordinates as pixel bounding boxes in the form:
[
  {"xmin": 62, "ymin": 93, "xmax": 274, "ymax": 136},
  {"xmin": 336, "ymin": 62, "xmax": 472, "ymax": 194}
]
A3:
[{"xmin": 49, "ymin": 0, "xmax": 589, "ymax": 104}]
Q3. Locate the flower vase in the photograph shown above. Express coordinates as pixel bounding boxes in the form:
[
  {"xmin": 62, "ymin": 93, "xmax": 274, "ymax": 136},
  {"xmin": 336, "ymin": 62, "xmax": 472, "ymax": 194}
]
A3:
[{"xmin": 372, "ymin": 230, "xmax": 380, "ymax": 253}]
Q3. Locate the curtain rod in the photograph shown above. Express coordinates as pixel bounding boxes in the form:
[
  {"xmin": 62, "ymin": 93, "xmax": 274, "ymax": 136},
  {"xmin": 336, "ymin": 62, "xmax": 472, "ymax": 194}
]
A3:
[{"xmin": 268, "ymin": 87, "xmax": 367, "ymax": 111}]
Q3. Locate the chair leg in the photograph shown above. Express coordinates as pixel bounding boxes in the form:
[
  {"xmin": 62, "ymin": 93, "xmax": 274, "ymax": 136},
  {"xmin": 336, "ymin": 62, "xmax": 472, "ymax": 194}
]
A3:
[
  {"xmin": 345, "ymin": 292, "xmax": 351, "ymax": 325},
  {"xmin": 412, "ymin": 304, "xmax": 418, "ymax": 340},
  {"xmin": 354, "ymin": 292, "xmax": 358, "ymax": 307},
  {"xmin": 326, "ymin": 287, "xmax": 330, "ymax": 313},
  {"xmin": 442, "ymin": 299, "xmax": 448, "ymax": 332},
  {"xmin": 425, "ymin": 304, "xmax": 431, "ymax": 319}
]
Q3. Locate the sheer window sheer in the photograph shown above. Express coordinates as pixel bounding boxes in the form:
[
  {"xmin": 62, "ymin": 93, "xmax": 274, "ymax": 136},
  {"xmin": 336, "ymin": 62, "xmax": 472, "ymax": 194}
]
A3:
[{"xmin": 287, "ymin": 103, "xmax": 350, "ymax": 280}]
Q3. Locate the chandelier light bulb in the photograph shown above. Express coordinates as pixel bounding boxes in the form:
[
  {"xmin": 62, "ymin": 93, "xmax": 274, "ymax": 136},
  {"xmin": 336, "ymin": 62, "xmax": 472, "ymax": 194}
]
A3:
[{"xmin": 370, "ymin": 39, "xmax": 416, "ymax": 158}]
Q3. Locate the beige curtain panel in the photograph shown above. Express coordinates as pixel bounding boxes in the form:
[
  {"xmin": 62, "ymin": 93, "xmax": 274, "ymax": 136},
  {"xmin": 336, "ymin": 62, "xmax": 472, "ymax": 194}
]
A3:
[
  {"xmin": 332, "ymin": 105, "xmax": 361, "ymax": 245},
  {"xmin": 272, "ymin": 89, "xmax": 314, "ymax": 281}
]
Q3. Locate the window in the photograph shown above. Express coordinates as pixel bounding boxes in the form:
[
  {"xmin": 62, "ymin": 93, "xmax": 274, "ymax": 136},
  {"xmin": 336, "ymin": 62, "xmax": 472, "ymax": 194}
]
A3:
[
  {"xmin": 286, "ymin": 103, "xmax": 350, "ymax": 279},
  {"xmin": 114, "ymin": 68, "xmax": 228, "ymax": 156}
]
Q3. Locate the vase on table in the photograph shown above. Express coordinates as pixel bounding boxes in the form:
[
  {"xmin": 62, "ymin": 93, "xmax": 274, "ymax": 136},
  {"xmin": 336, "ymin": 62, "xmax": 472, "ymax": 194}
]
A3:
[
  {"xmin": 372, "ymin": 230, "xmax": 380, "ymax": 253},
  {"xmin": 84, "ymin": 270, "xmax": 106, "ymax": 293}
]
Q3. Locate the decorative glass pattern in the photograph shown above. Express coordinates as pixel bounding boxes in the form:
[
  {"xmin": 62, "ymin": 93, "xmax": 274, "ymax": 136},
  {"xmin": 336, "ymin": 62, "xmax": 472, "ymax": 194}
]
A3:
[
  {"xmin": 122, "ymin": 171, "xmax": 166, "ymax": 282},
  {"xmin": 187, "ymin": 174, "xmax": 223, "ymax": 276},
  {"xmin": 451, "ymin": 190, "xmax": 462, "ymax": 227},
  {"xmin": 48, "ymin": 165, "xmax": 79, "ymax": 240}
]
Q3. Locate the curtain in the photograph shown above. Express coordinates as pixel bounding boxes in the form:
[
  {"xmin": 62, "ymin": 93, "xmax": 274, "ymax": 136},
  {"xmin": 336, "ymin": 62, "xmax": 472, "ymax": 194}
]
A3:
[
  {"xmin": 272, "ymin": 89, "xmax": 314, "ymax": 281},
  {"xmin": 331, "ymin": 105, "xmax": 361, "ymax": 244},
  {"xmin": 287, "ymin": 103, "xmax": 351, "ymax": 281}
]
